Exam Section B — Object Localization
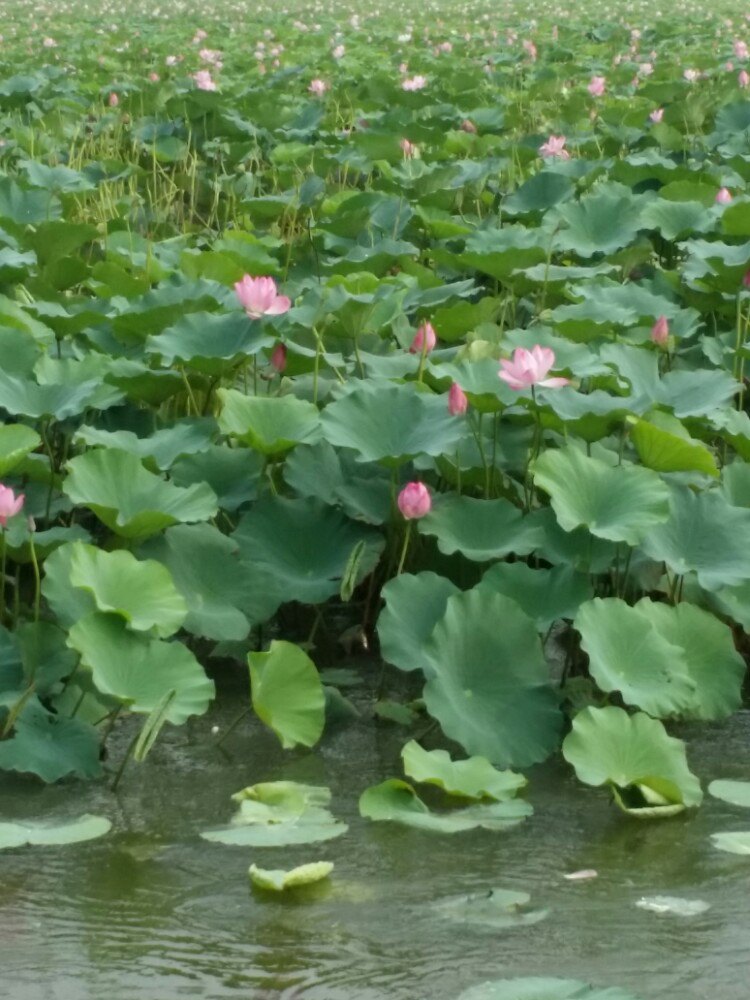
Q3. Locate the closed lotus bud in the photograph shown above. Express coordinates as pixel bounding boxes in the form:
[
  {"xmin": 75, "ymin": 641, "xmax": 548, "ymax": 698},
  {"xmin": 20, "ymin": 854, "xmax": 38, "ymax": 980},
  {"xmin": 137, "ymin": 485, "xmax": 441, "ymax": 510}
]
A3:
[
  {"xmin": 448, "ymin": 381, "xmax": 468, "ymax": 415},
  {"xmin": 409, "ymin": 321, "xmax": 437, "ymax": 354},
  {"xmin": 461, "ymin": 118, "xmax": 477, "ymax": 133},
  {"xmin": 397, "ymin": 482, "xmax": 432, "ymax": 519},
  {"xmin": 743, "ymin": 270, "xmax": 750, "ymax": 289},
  {"xmin": 650, "ymin": 315, "xmax": 669, "ymax": 345},
  {"xmin": 270, "ymin": 342, "xmax": 287, "ymax": 373},
  {"xmin": 716, "ymin": 187, "xmax": 732, "ymax": 204}
]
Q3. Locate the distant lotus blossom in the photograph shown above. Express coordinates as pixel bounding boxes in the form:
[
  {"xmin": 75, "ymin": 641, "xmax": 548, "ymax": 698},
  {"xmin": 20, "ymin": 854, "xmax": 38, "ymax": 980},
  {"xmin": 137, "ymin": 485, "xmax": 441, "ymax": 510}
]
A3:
[
  {"xmin": 448, "ymin": 382, "xmax": 468, "ymax": 415},
  {"xmin": 332, "ymin": 44, "xmax": 345, "ymax": 59},
  {"xmin": 234, "ymin": 275, "xmax": 291, "ymax": 319},
  {"xmin": 42, "ymin": 37, "xmax": 57, "ymax": 47},
  {"xmin": 650, "ymin": 315, "xmax": 669, "ymax": 346},
  {"xmin": 588, "ymin": 75, "xmax": 606, "ymax": 96},
  {"xmin": 409, "ymin": 321, "xmax": 437, "ymax": 354},
  {"xmin": 192, "ymin": 29, "xmax": 208, "ymax": 43},
  {"xmin": 650, "ymin": 107, "xmax": 664, "ymax": 123},
  {"xmin": 397, "ymin": 482, "xmax": 432, "ymax": 520},
  {"xmin": 716, "ymin": 187, "xmax": 733, "ymax": 204},
  {"xmin": 270, "ymin": 342, "xmax": 287, "ymax": 373},
  {"xmin": 522, "ymin": 39, "xmax": 537, "ymax": 60},
  {"xmin": 683, "ymin": 68, "xmax": 699, "ymax": 82},
  {"xmin": 193, "ymin": 70, "xmax": 216, "ymax": 91},
  {"xmin": 400, "ymin": 138, "xmax": 418, "ymax": 158},
  {"xmin": 438, "ymin": 41, "xmax": 453, "ymax": 53},
  {"xmin": 461, "ymin": 118, "xmax": 477, "ymax": 134},
  {"xmin": 499, "ymin": 346, "xmax": 570, "ymax": 390},
  {"xmin": 727, "ymin": 61, "xmax": 735, "ymax": 72},
  {"xmin": 639, "ymin": 62, "xmax": 653, "ymax": 76},
  {"xmin": 402, "ymin": 75, "xmax": 427, "ymax": 91},
  {"xmin": 0, "ymin": 484, "xmax": 24, "ymax": 528},
  {"xmin": 309, "ymin": 78, "xmax": 327, "ymax": 95},
  {"xmin": 165, "ymin": 55, "xmax": 178, "ymax": 66},
  {"xmin": 539, "ymin": 134, "xmax": 569, "ymax": 159},
  {"xmin": 108, "ymin": 92, "xmax": 118, "ymax": 107},
  {"xmin": 735, "ymin": 39, "xmax": 749, "ymax": 59},
  {"xmin": 149, "ymin": 72, "xmax": 160, "ymax": 82},
  {"xmin": 740, "ymin": 69, "xmax": 750, "ymax": 88},
  {"xmin": 743, "ymin": 270, "xmax": 750, "ymax": 289}
]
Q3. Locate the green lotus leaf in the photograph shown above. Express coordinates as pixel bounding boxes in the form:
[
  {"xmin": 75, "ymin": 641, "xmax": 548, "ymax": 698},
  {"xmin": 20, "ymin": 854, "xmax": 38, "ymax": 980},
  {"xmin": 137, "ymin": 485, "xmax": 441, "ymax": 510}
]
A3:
[
  {"xmin": 359, "ymin": 779, "xmax": 532, "ymax": 832},
  {"xmin": 170, "ymin": 445, "xmax": 263, "ymax": 511},
  {"xmin": 422, "ymin": 589, "xmax": 563, "ymax": 768},
  {"xmin": 248, "ymin": 861, "xmax": 333, "ymax": 891},
  {"xmin": 401, "ymin": 741, "xmax": 526, "ymax": 801},
  {"xmin": 67, "ymin": 612, "xmax": 214, "ymax": 724},
  {"xmin": 320, "ymin": 381, "xmax": 465, "ymax": 466},
  {"xmin": 551, "ymin": 184, "xmax": 646, "ymax": 257},
  {"xmin": 146, "ymin": 311, "xmax": 274, "ymax": 370},
  {"xmin": 574, "ymin": 598, "xmax": 696, "ymax": 717},
  {"xmin": 0, "ymin": 424, "xmax": 41, "ymax": 476},
  {"xmin": 233, "ymin": 495, "xmax": 384, "ymax": 605},
  {"xmin": 0, "ymin": 371, "xmax": 114, "ymax": 420},
  {"xmin": 0, "ymin": 176, "xmax": 61, "ymax": 224},
  {"xmin": 284, "ymin": 440, "xmax": 392, "ymax": 524},
  {"xmin": 457, "ymin": 225, "xmax": 548, "ymax": 279},
  {"xmin": 629, "ymin": 412, "xmax": 718, "ymax": 477},
  {"xmin": 708, "ymin": 780, "xmax": 750, "ymax": 807},
  {"xmin": 74, "ymin": 419, "xmax": 216, "ymax": 471},
  {"xmin": 249, "ymin": 641, "xmax": 325, "ymax": 750},
  {"xmin": 418, "ymin": 496, "xmax": 544, "ymax": 561},
  {"xmin": 533, "ymin": 446, "xmax": 671, "ymax": 544},
  {"xmin": 641, "ymin": 485, "xmax": 750, "ymax": 590},
  {"xmin": 562, "ymin": 706, "xmax": 703, "ymax": 815},
  {"xmin": 458, "ymin": 978, "xmax": 642, "ymax": 1000},
  {"xmin": 479, "ymin": 563, "xmax": 593, "ymax": 631},
  {"xmin": 504, "ymin": 171, "xmax": 574, "ymax": 214},
  {"xmin": 63, "ymin": 448, "xmax": 218, "ymax": 539},
  {"xmin": 217, "ymin": 388, "xmax": 321, "ymax": 455},
  {"xmin": 377, "ymin": 572, "xmax": 460, "ymax": 674},
  {"xmin": 710, "ymin": 832, "xmax": 750, "ymax": 855},
  {"xmin": 0, "ymin": 814, "xmax": 111, "ymax": 850},
  {"xmin": 0, "ymin": 702, "xmax": 102, "ymax": 782}
]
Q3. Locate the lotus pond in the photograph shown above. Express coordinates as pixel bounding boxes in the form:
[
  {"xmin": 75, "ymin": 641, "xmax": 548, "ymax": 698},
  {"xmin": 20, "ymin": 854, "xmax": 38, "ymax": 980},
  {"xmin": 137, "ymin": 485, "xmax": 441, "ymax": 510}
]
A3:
[{"xmin": 5, "ymin": 0, "xmax": 750, "ymax": 995}]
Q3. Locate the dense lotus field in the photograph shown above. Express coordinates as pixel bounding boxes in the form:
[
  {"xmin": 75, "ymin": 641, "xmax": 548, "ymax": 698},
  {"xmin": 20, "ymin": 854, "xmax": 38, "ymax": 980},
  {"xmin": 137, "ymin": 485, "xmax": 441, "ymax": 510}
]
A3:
[{"xmin": 6, "ymin": 0, "xmax": 750, "ymax": 914}]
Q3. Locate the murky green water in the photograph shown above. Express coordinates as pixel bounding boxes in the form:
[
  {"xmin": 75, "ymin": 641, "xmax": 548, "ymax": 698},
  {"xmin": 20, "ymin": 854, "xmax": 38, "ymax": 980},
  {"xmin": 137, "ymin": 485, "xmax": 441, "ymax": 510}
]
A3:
[{"xmin": 2, "ymin": 669, "xmax": 750, "ymax": 1000}]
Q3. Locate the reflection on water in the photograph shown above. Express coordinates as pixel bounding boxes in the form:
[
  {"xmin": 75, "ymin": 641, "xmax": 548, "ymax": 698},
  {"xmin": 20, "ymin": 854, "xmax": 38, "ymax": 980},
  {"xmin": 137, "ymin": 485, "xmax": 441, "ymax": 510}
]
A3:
[{"xmin": 1, "ymin": 672, "xmax": 750, "ymax": 1000}]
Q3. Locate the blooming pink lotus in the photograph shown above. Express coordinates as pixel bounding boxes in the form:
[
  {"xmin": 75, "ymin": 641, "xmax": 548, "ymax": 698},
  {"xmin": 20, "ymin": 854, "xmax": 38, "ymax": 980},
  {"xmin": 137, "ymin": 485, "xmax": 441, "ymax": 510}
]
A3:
[
  {"xmin": 499, "ymin": 346, "xmax": 570, "ymax": 390},
  {"xmin": 234, "ymin": 276, "xmax": 291, "ymax": 319},
  {"xmin": 448, "ymin": 382, "xmax": 468, "ymax": 415},
  {"xmin": 650, "ymin": 315, "xmax": 669, "ymax": 346},
  {"xmin": 649, "ymin": 107, "xmax": 664, "ymax": 123},
  {"xmin": 539, "ymin": 135, "xmax": 569, "ymax": 159},
  {"xmin": 588, "ymin": 75, "xmax": 606, "ymax": 96},
  {"xmin": 740, "ymin": 69, "xmax": 750, "ymax": 88},
  {"xmin": 332, "ymin": 44, "xmax": 345, "ymax": 59},
  {"xmin": 193, "ymin": 69, "xmax": 216, "ymax": 91},
  {"xmin": 401, "ymin": 75, "xmax": 427, "ymax": 91},
  {"xmin": 683, "ymin": 68, "xmax": 699, "ymax": 82},
  {"xmin": 400, "ymin": 138, "xmax": 418, "ymax": 158},
  {"xmin": 0, "ymin": 484, "xmax": 24, "ymax": 528},
  {"xmin": 309, "ymin": 78, "xmax": 327, "ymax": 95},
  {"xmin": 409, "ymin": 321, "xmax": 437, "ymax": 355},
  {"xmin": 270, "ymin": 342, "xmax": 287, "ymax": 373},
  {"xmin": 735, "ymin": 39, "xmax": 749, "ymax": 59},
  {"xmin": 716, "ymin": 187, "xmax": 733, "ymax": 205},
  {"xmin": 397, "ymin": 482, "xmax": 432, "ymax": 520}
]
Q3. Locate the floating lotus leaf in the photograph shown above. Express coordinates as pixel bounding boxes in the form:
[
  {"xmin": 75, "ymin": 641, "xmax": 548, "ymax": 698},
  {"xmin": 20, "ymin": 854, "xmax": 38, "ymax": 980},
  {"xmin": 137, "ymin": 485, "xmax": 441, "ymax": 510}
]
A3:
[
  {"xmin": 435, "ymin": 888, "xmax": 548, "ymax": 929},
  {"xmin": 248, "ymin": 861, "xmax": 333, "ymax": 891},
  {"xmin": 710, "ymin": 832, "xmax": 750, "ymax": 855},
  {"xmin": 401, "ymin": 741, "xmax": 526, "ymax": 801},
  {"xmin": 708, "ymin": 780, "xmax": 750, "ymax": 807},
  {"xmin": 635, "ymin": 896, "xmax": 710, "ymax": 916},
  {"xmin": 458, "ymin": 978, "xmax": 643, "ymax": 1000},
  {"xmin": 0, "ymin": 814, "xmax": 111, "ymax": 850}
]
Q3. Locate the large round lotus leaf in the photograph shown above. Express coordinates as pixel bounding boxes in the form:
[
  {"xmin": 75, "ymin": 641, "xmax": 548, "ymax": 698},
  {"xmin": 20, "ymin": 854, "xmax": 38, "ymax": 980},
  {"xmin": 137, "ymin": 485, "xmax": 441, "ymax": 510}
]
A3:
[
  {"xmin": 574, "ymin": 598, "xmax": 696, "ymax": 717},
  {"xmin": 146, "ymin": 311, "xmax": 273, "ymax": 369},
  {"xmin": 248, "ymin": 861, "xmax": 333, "ymax": 891},
  {"xmin": 435, "ymin": 888, "xmax": 548, "ymax": 929},
  {"xmin": 0, "ymin": 814, "xmax": 111, "ymax": 850},
  {"xmin": 67, "ymin": 612, "xmax": 214, "ymax": 725},
  {"xmin": 533, "ymin": 446, "xmax": 670, "ymax": 544},
  {"xmin": 551, "ymin": 183, "xmax": 646, "ymax": 257},
  {"xmin": 63, "ymin": 448, "xmax": 218, "ymax": 539},
  {"xmin": 480, "ymin": 563, "xmax": 593, "ymax": 631},
  {"xmin": 217, "ymin": 388, "xmax": 320, "ymax": 455},
  {"xmin": 358, "ymin": 779, "xmax": 532, "ymax": 833},
  {"xmin": 41, "ymin": 542, "xmax": 96, "ymax": 627},
  {"xmin": 636, "ymin": 601, "xmax": 745, "ymax": 720},
  {"xmin": 284, "ymin": 440, "xmax": 392, "ymax": 525},
  {"xmin": 68, "ymin": 542, "xmax": 187, "ymax": 637},
  {"xmin": 401, "ymin": 741, "xmax": 526, "ymax": 801},
  {"xmin": 0, "ymin": 370, "xmax": 115, "ymax": 420},
  {"xmin": 708, "ymin": 780, "xmax": 750, "ymax": 807},
  {"xmin": 0, "ymin": 702, "xmax": 102, "ymax": 781},
  {"xmin": 74, "ymin": 418, "xmax": 216, "ymax": 471},
  {"xmin": 418, "ymin": 496, "xmax": 544, "ymax": 561},
  {"xmin": 428, "ymin": 357, "xmax": 515, "ymax": 412},
  {"xmin": 641, "ymin": 485, "xmax": 750, "ymax": 591},
  {"xmin": 139, "ymin": 524, "xmax": 260, "ymax": 642},
  {"xmin": 629, "ymin": 412, "xmax": 718, "ymax": 478},
  {"xmin": 562, "ymin": 706, "xmax": 703, "ymax": 812},
  {"xmin": 233, "ymin": 495, "xmax": 384, "ymax": 605},
  {"xmin": 457, "ymin": 226, "xmax": 548, "ymax": 280},
  {"xmin": 320, "ymin": 381, "xmax": 465, "ymax": 466},
  {"xmin": 170, "ymin": 445, "xmax": 263, "ymax": 511},
  {"xmin": 249, "ymin": 641, "xmax": 325, "ymax": 750},
  {"xmin": 710, "ymin": 832, "xmax": 750, "ymax": 855},
  {"xmin": 530, "ymin": 507, "xmax": 618, "ymax": 574},
  {"xmin": 0, "ymin": 424, "xmax": 41, "ymax": 476},
  {"xmin": 378, "ymin": 572, "xmax": 460, "ymax": 674},
  {"xmin": 458, "ymin": 978, "xmax": 642, "ymax": 1000},
  {"xmin": 422, "ymin": 589, "xmax": 563, "ymax": 768}
]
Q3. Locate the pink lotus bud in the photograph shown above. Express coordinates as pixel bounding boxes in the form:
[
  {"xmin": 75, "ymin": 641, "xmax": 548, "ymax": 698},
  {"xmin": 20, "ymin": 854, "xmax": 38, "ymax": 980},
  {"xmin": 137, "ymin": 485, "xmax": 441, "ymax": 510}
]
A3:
[
  {"xmin": 587, "ymin": 75, "xmax": 606, "ymax": 97},
  {"xmin": 649, "ymin": 107, "xmax": 664, "ymax": 123},
  {"xmin": 650, "ymin": 315, "xmax": 669, "ymax": 345},
  {"xmin": 270, "ymin": 342, "xmax": 287, "ymax": 373},
  {"xmin": 460, "ymin": 118, "xmax": 477, "ymax": 133},
  {"xmin": 448, "ymin": 382, "xmax": 468, "ymax": 415},
  {"xmin": 716, "ymin": 187, "xmax": 733, "ymax": 204},
  {"xmin": 408, "ymin": 321, "xmax": 437, "ymax": 354},
  {"xmin": 399, "ymin": 138, "xmax": 417, "ymax": 158},
  {"xmin": 397, "ymin": 482, "xmax": 432, "ymax": 519},
  {"xmin": 149, "ymin": 72, "xmax": 160, "ymax": 82},
  {"xmin": 0, "ymin": 484, "xmax": 24, "ymax": 528},
  {"xmin": 743, "ymin": 270, "xmax": 750, "ymax": 289},
  {"xmin": 108, "ymin": 92, "xmax": 119, "ymax": 107},
  {"xmin": 740, "ymin": 69, "xmax": 750, "ymax": 88}
]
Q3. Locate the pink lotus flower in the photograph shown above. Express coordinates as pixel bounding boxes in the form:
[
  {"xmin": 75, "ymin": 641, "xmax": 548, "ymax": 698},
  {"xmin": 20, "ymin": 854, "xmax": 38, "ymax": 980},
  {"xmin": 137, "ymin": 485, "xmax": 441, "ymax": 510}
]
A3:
[
  {"xmin": 270, "ymin": 342, "xmax": 287, "ymax": 373},
  {"xmin": 740, "ymin": 69, "xmax": 750, "ymax": 88},
  {"xmin": 234, "ymin": 276, "xmax": 291, "ymax": 319},
  {"xmin": 438, "ymin": 41, "xmax": 453, "ymax": 53},
  {"xmin": 401, "ymin": 75, "xmax": 427, "ymax": 91},
  {"xmin": 332, "ymin": 44, "xmax": 345, "ymax": 59},
  {"xmin": 649, "ymin": 107, "xmax": 664, "ymax": 123},
  {"xmin": 408, "ymin": 321, "xmax": 437, "ymax": 355},
  {"xmin": 0, "ymin": 484, "xmax": 24, "ymax": 528},
  {"xmin": 165, "ymin": 55, "xmax": 179, "ymax": 66},
  {"xmin": 588, "ymin": 75, "xmax": 606, "ymax": 96},
  {"xmin": 400, "ymin": 138, "xmax": 418, "ymax": 158},
  {"xmin": 716, "ymin": 187, "xmax": 733, "ymax": 204},
  {"xmin": 743, "ymin": 270, "xmax": 750, "ymax": 289},
  {"xmin": 683, "ymin": 68, "xmax": 699, "ymax": 82},
  {"xmin": 448, "ymin": 382, "xmax": 468, "ymax": 415},
  {"xmin": 149, "ymin": 72, "xmax": 160, "ymax": 82},
  {"xmin": 539, "ymin": 135, "xmax": 569, "ymax": 159},
  {"xmin": 461, "ymin": 118, "xmax": 477, "ymax": 134},
  {"xmin": 42, "ymin": 37, "xmax": 57, "ymax": 48},
  {"xmin": 735, "ymin": 39, "xmax": 749, "ymax": 59},
  {"xmin": 108, "ymin": 92, "xmax": 119, "ymax": 107},
  {"xmin": 193, "ymin": 69, "xmax": 216, "ymax": 91},
  {"xmin": 650, "ymin": 315, "xmax": 669, "ymax": 346},
  {"xmin": 309, "ymin": 78, "xmax": 327, "ymax": 95},
  {"xmin": 397, "ymin": 482, "xmax": 432, "ymax": 520},
  {"xmin": 522, "ymin": 39, "xmax": 537, "ymax": 61},
  {"xmin": 499, "ymin": 346, "xmax": 570, "ymax": 390}
]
